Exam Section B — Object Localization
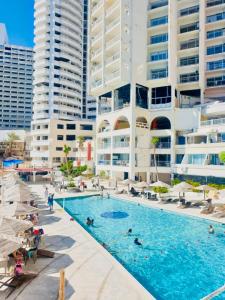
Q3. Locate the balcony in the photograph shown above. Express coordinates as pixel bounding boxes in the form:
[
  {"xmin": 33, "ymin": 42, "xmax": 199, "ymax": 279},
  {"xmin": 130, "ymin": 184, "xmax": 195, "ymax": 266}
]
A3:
[
  {"xmin": 98, "ymin": 160, "xmax": 111, "ymax": 166},
  {"xmin": 98, "ymin": 143, "xmax": 111, "ymax": 150},
  {"xmin": 105, "ymin": 53, "xmax": 120, "ymax": 66},
  {"xmin": 155, "ymin": 142, "xmax": 171, "ymax": 149},
  {"xmin": 151, "ymin": 160, "xmax": 171, "ymax": 167},
  {"xmin": 201, "ymin": 117, "xmax": 225, "ymax": 126},
  {"xmin": 112, "ymin": 160, "xmax": 129, "ymax": 167}
]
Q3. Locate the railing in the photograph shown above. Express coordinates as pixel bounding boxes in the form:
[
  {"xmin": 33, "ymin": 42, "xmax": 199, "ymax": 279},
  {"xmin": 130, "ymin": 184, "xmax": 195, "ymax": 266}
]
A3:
[
  {"xmin": 136, "ymin": 122, "xmax": 149, "ymax": 129},
  {"xmin": 114, "ymin": 102, "xmax": 130, "ymax": 110},
  {"xmin": 156, "ymin": 142, "xmax": 171, "ymax": 149},
  {"xmin": 151, "ymin": 161, "xmax": 171, "ymax": 167},
  {"xmin": 105, "ymin": 53, "xmax": 120, "ymax": 65},
  {"xmin": 98, "ymin": 143, "xmax": 111, "ymax": 149},
  {"xmin": 106, "ymin": 18, "xmax": 120, "ymax": 31},
  {"xmin": 112, "ymin": 160, "xmax": 129, "ymax": 167},
  {"xmin": 201, "ymin": 117, "xmax": 225, "ymax": 126},
  {"xmin": 150, "ymin": 98, "xmax": 171, "ymax": 109},
  {"xmin": 113, "ymin": 142, "xmax": 130, "ymax": 148},
  {"xmin": 99, "ymin": 108, "xmax": 112, "ymax": 115},
  {"xmin": 98, "ymin": 160, "xmax": 111, "ymax": 166}
]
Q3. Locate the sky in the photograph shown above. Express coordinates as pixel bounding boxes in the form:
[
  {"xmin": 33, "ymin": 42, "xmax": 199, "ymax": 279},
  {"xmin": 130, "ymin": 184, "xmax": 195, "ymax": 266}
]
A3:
[{"xmin": 0, "ymin": 0, "xmax": 34, "ymax": 47}]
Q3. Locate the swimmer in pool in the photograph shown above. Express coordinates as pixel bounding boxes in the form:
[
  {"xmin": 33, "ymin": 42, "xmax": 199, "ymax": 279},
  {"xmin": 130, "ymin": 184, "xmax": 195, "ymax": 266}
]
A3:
[
  {"xmin": 127, "ymin": 228, "xmax": 132, "ymax": 235},
  {"xmin": 134, "ymin": 238, "xmax": 142, "ymax": 246},
  {"xmin": 208, "ymin": 225, "xmax": 215, "ymax": 234}
]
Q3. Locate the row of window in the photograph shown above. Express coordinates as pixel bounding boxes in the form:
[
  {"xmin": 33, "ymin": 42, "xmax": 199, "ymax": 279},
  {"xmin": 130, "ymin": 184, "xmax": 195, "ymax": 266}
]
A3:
[
  {"xmin": 57, "ymin": 135, "xmax": 92, "ymax": 141},
  {"xmin": 57, "ymin": 124, "xmax": 93, "ymax": 130},
  {"xmin": 207, "ymin": 59, "xmax": 225, "ymax": 70}
]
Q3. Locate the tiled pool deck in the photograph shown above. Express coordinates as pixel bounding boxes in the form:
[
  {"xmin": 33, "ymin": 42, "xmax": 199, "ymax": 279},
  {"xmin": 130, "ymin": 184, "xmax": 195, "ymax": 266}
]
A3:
[{"xmin": 8, "ymin": 184, "xmax": 153, "ymax": 300}]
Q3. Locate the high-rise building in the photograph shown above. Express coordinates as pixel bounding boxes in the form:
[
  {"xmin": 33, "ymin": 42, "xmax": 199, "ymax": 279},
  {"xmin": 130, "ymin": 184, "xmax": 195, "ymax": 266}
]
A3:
[
  {"xmin": 0, "ymin": 24, "xmax": 33, "ymax": 130},
  {"xmin": 31, "ymin": 0, "xmax": 96, "ymax": 167},
  {"xmin": 90, "ymin": 0, "xmax": 225, "ymax": 183}
]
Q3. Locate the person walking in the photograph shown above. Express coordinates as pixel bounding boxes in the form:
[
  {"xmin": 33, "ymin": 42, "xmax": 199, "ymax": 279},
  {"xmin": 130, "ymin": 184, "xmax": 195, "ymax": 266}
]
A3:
[{"xmin": 44, "ymin": 187, "xmax": 48, "ymax": 201}]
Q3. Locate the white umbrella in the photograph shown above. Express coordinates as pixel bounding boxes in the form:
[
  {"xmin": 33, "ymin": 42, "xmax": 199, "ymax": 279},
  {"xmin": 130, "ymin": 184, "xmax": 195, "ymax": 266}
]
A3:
[
  {"xmin": 121, "ymin": 179, "xmax": 136, "ymax": 186},
  {"xmin": 0, "ymin": 234, "xmax": 23, "ymax": 259},
  {"xmin": 149, "ymin": 181, "xmax": 171, "ymax": 188},
  {"xmin": 196, "ymin": 185, "xmax": 217, "ymax": 200},
  {"xmin": 135, "ymin": 181, "xmax": 148, "ymax": 188},
  {"xmin": 0, "ymin": 217, "xmax": 33, "ymax": 236}
]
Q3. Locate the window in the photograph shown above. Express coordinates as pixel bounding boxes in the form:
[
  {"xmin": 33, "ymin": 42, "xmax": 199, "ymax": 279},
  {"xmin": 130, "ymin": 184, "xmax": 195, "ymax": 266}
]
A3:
[
  {"xmin": 80, "ymin": 124, "xmax": 93, "ymax": 130},
  {"xmin": 56, "ymin": 147, "xmax": 63, "ymax": 151},
  {"xmin": 66, "ymin": 124, "xmax": 76, "ymax": 130},
  {"xmin": 150, "ymin": 16, "xmax": 168, "ymax": 27},
  {"xmin": 207, "ymin": 0, "xmax": 225, "ymax": 7},
  {"xmin": 176, "ymin": 154, "xmax": 184, "ymax": 164},
  {"xmin": 207, "ymin": 29, "xmax": 224, "ymax": 39},
  {"xmin": 207, "ymin": 59, "xmax": 225, "ymax": 70},
  {"xmin": 66, "ymin": 135, "xmax": 76, "ymax": 141},
  {"xmin": 57, "ymin": 135, "xmax": 63, "ymax": 140},
  {"xmin": 207, "ymin": 44, "xmax": 225, "ymax": 55},
  {"xmin": 151, "ymin": 33, "xmax": 168, "ymax": 44},
  {"xmin": 150, "ymin": 1, "xmax": 168, "ymax": 9},
  {"xmin": 57, "ymin": 124, "xmax": 64, "ymax": 129},
  {"xmin": 207, "ymin": 75, "xmax": 225, "ymax": 87},
  {"xmin": 42, "ymin": 136, "xmax": 48, "ymax": 140},
  {"xmin": 180, "ymin": 55, "xmax": 199, "ymax": 66},
  {"xmin": 187, "ymin": 154, "xmax": 206, "ymax": 165},
  {"xmin": 207, "ymin": 12, "xmax": 225, "ymax": 23},
  {"xmin": 180, "ymin": 5, "xmax": 199, "ymax": 16},
  {"xmin": 151, "ymin": 68, "xmax": 168, "ymax": 80},
  {"xmin": 180, "ymin": 22, "xmax": 199, "ymax": 34},
  {"xmin": 150, "ymin": 50, "xmax": 168, "ymax": 61},
  {"xmin": 180, "ymin": 72, "xmax": 199, "ymax": 83},
  {"xmin": 180, "ymin": 39, "xmax": 199, "ymax": 50}
]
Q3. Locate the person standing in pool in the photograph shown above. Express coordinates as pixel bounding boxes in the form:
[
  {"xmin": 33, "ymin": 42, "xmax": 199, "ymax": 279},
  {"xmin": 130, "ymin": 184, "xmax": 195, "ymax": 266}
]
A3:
[{"xmin": 127, "ymin": 228, "xmax": 132, "ymax": 235}]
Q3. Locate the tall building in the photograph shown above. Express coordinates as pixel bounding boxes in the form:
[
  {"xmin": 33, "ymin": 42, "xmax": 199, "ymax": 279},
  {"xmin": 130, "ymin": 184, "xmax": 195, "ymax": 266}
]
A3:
[
  {"xmin": 90, "ymin": 0, "xmax": 225, "ymax": 183},
  {"xmin": 31, "ymin": 0, "xmax": 95, "ymax": 167},
  {"xmin": 0, "ymin": 24, "xmax": 33, "ymax": 130}
]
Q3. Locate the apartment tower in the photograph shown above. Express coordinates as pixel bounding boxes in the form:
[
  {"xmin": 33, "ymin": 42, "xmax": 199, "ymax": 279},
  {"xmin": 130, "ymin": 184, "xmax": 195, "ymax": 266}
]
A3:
[
  {"xmin": 0, "ymin": 24, "xmax": 33, "ymax": 130},
  {"xmin": 32, "ymin": 0, "xmax": 95, "ymax": 168},
  {"xmin": 91, "ymin": 0, "xmax": 225, "ymax": 183}
]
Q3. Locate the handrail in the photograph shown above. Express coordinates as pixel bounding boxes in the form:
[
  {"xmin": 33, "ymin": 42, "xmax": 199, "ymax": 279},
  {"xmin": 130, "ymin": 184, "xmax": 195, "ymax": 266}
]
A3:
[{"xmin": 201, "ymin": 283, "xmax": 225, "ymax": 300}]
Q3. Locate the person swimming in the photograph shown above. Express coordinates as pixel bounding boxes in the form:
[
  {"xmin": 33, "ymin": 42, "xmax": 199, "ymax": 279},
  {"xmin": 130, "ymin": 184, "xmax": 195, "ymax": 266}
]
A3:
[
  {"xmin": 208, "ymin": 225, "xmax": 215, "ymax": 234},
  {"xmin": 86, "ymin": 217, "xmax": 94, "ymax": 226},
  {"xmin": 134, "ymin": 238, "xmax": 142, "ymax": 246},
  {"xmin": 127, "ymin": 228, "xmax": 132, "ymax": 235}
]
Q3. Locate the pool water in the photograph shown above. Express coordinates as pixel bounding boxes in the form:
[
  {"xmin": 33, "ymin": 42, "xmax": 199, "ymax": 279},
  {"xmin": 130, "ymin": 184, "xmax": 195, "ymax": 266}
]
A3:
[{"xmin": 56, "ymin": 196, "xmax": 225, "ymax": 300}]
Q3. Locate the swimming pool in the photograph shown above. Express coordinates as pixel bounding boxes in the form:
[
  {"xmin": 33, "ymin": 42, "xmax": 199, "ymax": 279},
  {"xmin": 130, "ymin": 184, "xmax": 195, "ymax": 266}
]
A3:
[{"xmin": 56, "ymin": 195, "xmax": 225, "ymax": 300}]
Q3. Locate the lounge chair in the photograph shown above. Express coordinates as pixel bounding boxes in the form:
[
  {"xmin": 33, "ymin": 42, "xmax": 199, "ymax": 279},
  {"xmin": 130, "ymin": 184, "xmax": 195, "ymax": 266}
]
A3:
[
  {"xmin": 0, "ymin": 273, "xmax": 38, "ymax": 298},
  {"xmin": 129, "ymin": 188, "xmax": 139, "ymax": 197}
]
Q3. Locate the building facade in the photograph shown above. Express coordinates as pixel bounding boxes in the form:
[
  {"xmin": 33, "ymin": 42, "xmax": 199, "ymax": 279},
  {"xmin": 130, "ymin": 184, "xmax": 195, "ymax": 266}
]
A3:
[
  {"xmin": 90, "ymin": 0, "xmax": 225, "ymax": 183},
  {"xmin": 32, "ymin": 0, "xmax": 96, "ymax": 166},
  {"xmin": 0, "ymin": 24, "xmax": 33, "ymax": 129},
  {"xmin": 31, "ymin": 119, "xmax": 95, "ymax": 168}
]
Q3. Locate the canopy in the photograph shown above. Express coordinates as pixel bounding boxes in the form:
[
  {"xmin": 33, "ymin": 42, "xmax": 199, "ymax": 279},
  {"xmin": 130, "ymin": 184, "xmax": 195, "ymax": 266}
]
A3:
[
  {"xmin": 3, "ymin": 159, "xmax": 23, "ymax": 168},
  {"xmin": 0, "ymin": 217, "xmax": 33, "ymax": 236},
  {"xmin": 196, "ymin": 185, "xmax": 217, "ymax": 191},
  {"xmin": 0, "ymin": 234, "xmax": 23, "ymax": 258}
]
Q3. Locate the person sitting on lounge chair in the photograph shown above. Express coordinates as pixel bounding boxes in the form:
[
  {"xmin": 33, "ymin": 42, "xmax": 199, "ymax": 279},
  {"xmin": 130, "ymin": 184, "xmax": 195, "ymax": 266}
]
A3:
[
  {"xmin": 130, "ymin": 187, "xmax": 139, "ymax": 197},
  {"xmin": 201, "ymin": 199, "xmax": 214, "ymax": 214}
]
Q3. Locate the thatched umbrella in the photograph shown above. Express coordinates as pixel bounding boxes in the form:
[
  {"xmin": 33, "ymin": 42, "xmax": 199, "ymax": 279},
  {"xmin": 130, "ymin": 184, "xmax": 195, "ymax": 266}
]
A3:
[
  {"xmin": 149, "ymin": 181, "xmax": 171, "ymax": 188},
  {"xmin": 0, "ymin": 203, "xmax": 39, "ymax": 217},
  {"xmin": 196, "ymin": 185, "xmax": 217, "ymax": 200},
  {"xmin": 171, "ymin": 182, "xmax": 193, "ymax": 200},
  {"xmin": 135, "ymin": 181, "xmax": 149, "ymax": 193},
  {"xmin": 121, "ymin": 179, "xmax": 137, "ymax": 192},
  {"xmin": 0, "ymin": 234, "xmax": 23, "ymax": 259},
  {"xmin": 0, "ymin": 217, "xmax": 33, "ymax": 236}
]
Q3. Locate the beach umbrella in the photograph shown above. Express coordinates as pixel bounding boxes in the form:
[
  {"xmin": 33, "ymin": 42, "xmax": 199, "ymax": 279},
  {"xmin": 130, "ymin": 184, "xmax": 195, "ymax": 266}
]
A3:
[
  {"xmin": 0, "ymin": 203, "xmax": 39, "ymax": 217},
  {"xmin": 121, "ymin": 179, "xmax": 137, "ymax": 192},
  {"xmin": 0, "ymin": 234, "xmax": 23, "ymax": 258},
  {"xmin": 135, "ymin": 181, "xmax": 149, "ymax": 193},
  {"xmin": 196, "ymin": 185, "xmax": 216, "ymax": 200},
  {"xmin": 0, "ymin": 217, "xmax": 33, "ymax": 236},
  {"xmin": 171, "ymin": 182, "xmax": 193, "ymax": 200},
  {"xmin": 149, "ymin": 181, "xmax": 171, "ymax": 188}
]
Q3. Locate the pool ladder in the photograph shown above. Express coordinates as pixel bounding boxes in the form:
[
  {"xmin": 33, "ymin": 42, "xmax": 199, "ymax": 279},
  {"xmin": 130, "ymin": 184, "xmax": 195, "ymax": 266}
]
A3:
[{"xmin": 201, "ymin": 284, "xmax": 225, "ymax": 300}]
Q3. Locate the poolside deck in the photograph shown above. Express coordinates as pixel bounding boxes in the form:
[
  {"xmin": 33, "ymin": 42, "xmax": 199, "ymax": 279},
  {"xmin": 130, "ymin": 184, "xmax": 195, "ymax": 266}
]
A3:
[{"xmin": 8, "ymin": 184, "xmax": 153, "ymax": 300}]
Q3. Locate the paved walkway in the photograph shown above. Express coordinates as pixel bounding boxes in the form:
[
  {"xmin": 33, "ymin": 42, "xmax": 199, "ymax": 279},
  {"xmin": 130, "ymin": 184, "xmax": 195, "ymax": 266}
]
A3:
[{"xmin": 6, "ymin": 184, "xmax": 153, "ymax": 300}]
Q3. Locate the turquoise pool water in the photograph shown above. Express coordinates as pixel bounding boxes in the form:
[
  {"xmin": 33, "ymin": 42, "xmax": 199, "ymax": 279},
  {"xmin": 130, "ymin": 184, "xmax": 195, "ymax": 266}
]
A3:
[{"xmin": 56, "ymin": 196, "xmax": 225, "ymax": 300}]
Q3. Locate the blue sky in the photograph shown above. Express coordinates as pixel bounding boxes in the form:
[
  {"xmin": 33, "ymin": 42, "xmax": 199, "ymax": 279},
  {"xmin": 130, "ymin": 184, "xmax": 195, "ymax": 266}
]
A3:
[{"xmin": 0, "ymin": 0, "xmax": 34, "ymax": 47}]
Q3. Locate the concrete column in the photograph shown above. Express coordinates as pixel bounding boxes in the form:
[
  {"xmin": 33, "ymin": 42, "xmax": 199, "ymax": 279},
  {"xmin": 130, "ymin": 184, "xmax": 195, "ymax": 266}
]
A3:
[
  {"xmin": 32, "ymin": 171, "xmax": 36, "ymax": 183},
  {"xmin": 129, "ymin": 83, "xmax": 136, "ymax": 180}
]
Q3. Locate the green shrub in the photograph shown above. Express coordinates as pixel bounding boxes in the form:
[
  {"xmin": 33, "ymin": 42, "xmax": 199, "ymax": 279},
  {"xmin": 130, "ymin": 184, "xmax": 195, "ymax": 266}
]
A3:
[
  {"xmin": 186, "ymin": 180, "xmax": 200, "ymax": 187},
  {"xmin": 68, "ymin": 181, "xmax": 75, "ymax": 188},
  {"xmin": 172, "ymin": 178, "xmax": 181, "ymax": 186},
  {"xmin": 152, "ymin": 187, "xmax": 168, "ymax": 194}
]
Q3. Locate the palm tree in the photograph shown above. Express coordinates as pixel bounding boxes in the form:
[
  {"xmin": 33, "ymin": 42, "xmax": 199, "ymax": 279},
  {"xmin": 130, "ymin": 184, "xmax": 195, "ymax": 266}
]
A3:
[
  {"xmin": 219, "ymin": 151, "xmax": 225, "ymax": 164},
  {"xmin": 151, "ymin": 137, "xmax": 160, "ymax": 181},
  {"xmin": 77, "ymin": 136, "xmax": 84, "ymax": 166},
  {"xmin": 63, "ymin": 144, "xmax": 71, "ymax": 176},
  {"xmin": 5, "ymin": 132, "xmax": 20, "ymax": 157}
]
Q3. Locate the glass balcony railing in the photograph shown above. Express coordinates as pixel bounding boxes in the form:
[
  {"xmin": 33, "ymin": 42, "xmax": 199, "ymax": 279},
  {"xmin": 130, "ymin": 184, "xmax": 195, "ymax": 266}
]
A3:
[
  {"xmin": 155, "ymin": 142, "xmax": 171, "ymax": 149},
  {"xmin": 98, "ymin": 160, "xmax": 111, "ymax": 165},
  {"xmin": 98, "ymin": 143, "xmax": 111, "ymax": 149},
  {"xmin": 113, "ymin": 142, "xmax": 130, "ymax": 148},
  {"xmin": 112, "ymin": 160, "xmax": 129, "ymax": 167},
  {"xmin": 151, "ymin": 161, "xmax": 171, "ymax": 167},
  {"xmin": 201, "ymin": 117, "xmax": 225, "ymax": 126}
]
